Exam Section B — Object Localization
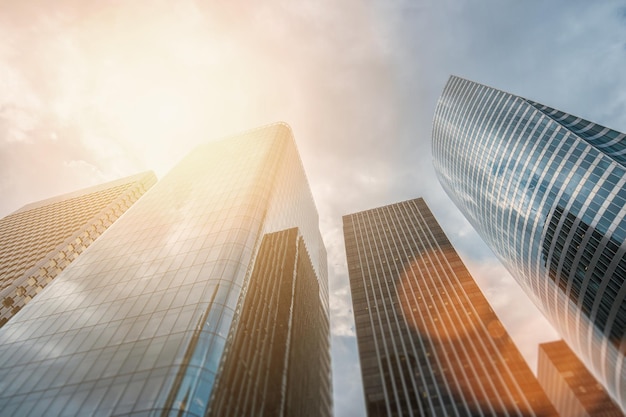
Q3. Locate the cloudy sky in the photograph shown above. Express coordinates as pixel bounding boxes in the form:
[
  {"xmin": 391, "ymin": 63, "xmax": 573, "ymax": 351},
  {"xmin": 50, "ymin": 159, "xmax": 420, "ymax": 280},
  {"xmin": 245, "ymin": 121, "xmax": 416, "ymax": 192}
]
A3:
[{"xmin": 1, "ymin": 1, "xmax": 626, "ymax": 415}]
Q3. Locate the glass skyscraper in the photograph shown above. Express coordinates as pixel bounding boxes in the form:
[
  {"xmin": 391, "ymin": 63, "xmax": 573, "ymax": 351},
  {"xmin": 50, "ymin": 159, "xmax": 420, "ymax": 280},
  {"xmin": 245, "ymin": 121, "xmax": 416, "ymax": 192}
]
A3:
[
  {"xmin": 343, "ymin": 198, "xmax": 558, "ymax": 417},
  {"xmin": 0, "ymin": 123, "xmax": 331, "ymax": 416},
  {"xmin": 0, "ymin": 172, "xmax": 156, "ymax": 327},
  {"xmin": 210, "ymin": 228, "xmax": 329, "ymax": 417},
  {"xmin": 432, "ymin": 75, "xmax": 626, "ymax": 411}
]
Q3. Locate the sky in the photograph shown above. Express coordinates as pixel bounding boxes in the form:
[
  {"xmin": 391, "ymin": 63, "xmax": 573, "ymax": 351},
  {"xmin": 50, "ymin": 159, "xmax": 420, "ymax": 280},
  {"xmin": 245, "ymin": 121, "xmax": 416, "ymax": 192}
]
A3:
[{"xmin": 1, "ymin": 1, "xmax": 626, "ymax": 416}]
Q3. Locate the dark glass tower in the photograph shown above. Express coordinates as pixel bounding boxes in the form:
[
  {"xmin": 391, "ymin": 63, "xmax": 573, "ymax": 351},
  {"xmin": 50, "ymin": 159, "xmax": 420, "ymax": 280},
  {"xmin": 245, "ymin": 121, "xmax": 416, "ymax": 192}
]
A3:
[
  {"xmin": 0, "ymin": 123, "xmax": 331, "ymax": 417},
  {"xmin": 210, "ymin": 228, "xmax": 329, "ymax": 417},
  {"xmin": 538, "ymin": 340, "xmax": 624, "ymax": 417},
  {"xmin": 343, "ymin": 197, "xmax": 558, "ymax": 417},
  {"xmin": 0, "ymin": 172, "xmax": 156, "ymax": 327},
  {"xmin": 432, "ymin": 76, "xmax": 626, "ymax": 411}
]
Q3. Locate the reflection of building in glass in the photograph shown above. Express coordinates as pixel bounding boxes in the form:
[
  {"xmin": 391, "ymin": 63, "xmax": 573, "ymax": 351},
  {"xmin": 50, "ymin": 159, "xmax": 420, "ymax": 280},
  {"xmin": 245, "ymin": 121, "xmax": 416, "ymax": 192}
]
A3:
[
  {"xmin": 538, "ymin": 340, "xmax": 625, "ymax": 417},
  {"xmin": 0, "ymin": 123, "xmax": 331, "ymax": 417},
  {"xmin": 211, "ymin": 228, "xmax": 329, "ymax": 417},
  {"xmin": 432, "ymin": 76, "xmax": 626, "ymax": 411},
  {"xmin": 0, "ymin": 172, "xmax": 156, "ymax": 327},
  {"xmin": 343, "ymin": 198, "xmax": 557, "ymax": 417}
]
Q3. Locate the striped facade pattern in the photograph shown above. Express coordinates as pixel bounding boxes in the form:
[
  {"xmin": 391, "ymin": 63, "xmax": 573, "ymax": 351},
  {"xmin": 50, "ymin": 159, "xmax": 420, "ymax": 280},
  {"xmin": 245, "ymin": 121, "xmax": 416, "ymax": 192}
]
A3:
[
  {"xmin": 528, "ymin": 101, "xmax": 626, "ymax": 167},
  {"xmin": 432, "ymin": 76, "xmax": 626, "ymax": 411},
  {"xmin": 538, "ymin": 340, "xmax": 624, "ymax": 417},
  {"xmin": 343, "ymin": 198, "xmax": 558, "ymax": 417},
  {"xmin": 210, "ymin": 228, "xmax": 330, "ymax": 417}
]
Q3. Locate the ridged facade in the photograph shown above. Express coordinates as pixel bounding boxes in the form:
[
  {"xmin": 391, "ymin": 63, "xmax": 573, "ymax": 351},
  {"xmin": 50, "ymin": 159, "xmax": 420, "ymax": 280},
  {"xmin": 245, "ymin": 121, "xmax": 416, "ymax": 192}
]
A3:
[
  {"xmin": 432, "ymin": 75, "xmax": 626, "ymax": 411},
  {"xmin": 0, "ymin": 124, "xmax": 331, "ymax": 416},
  {"xmin": 538, "ymin": 340, "xmax": 624, "ymax": 417},
  {"xmin": 343, "ymin": 198, "xmax": 558, "ymax": 416}
]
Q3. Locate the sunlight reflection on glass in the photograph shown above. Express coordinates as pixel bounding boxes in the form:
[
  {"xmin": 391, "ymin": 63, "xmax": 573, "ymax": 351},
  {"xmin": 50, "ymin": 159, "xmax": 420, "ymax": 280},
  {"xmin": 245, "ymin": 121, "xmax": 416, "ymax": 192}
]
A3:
[{"xmin": 397, "ymin": 248, "xmax": 556, "ymax": 416}]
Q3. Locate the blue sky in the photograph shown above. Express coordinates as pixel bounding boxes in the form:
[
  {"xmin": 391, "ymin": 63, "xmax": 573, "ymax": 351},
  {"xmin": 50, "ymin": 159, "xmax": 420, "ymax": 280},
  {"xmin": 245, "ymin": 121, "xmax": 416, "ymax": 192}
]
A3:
[{"xmin": 1, "ymin": 1, "xmax": 625, "ymax": 416}]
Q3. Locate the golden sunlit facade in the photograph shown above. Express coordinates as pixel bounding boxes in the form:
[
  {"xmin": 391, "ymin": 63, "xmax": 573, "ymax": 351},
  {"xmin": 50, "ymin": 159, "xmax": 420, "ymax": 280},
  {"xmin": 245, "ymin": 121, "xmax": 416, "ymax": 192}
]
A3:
[
  {"xmin": 0, "ymin": 172, "xmax": 156, "ymax": 327},
  {"xmin": 343, "ymin": 198, "xmax": 558, "ymax": 417},
  {"xmin": 538, "ymin": 340, "xmax": 625, "ymax": 417},
  {"xmin": 0, "ymin": 124, "xmax": 331, "ymax": 416}
]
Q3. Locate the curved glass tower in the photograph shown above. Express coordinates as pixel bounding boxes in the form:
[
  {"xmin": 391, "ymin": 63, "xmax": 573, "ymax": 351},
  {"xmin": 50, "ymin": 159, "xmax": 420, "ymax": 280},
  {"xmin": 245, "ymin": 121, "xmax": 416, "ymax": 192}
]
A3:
[{"xmin": 432, "ymin": 76, "xmax": 626, "ymax": 411}]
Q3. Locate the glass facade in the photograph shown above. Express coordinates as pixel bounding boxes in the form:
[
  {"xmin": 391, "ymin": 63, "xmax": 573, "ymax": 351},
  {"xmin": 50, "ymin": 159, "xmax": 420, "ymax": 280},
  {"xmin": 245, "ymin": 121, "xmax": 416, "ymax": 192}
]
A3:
[
  {"xmin": 343, "ymin": 198, "xmax": 558, "ymax": 417},
  {"xmin": 210, "ymin": 228, "xmax": 330, "ymax": 417},
  {"xmin": 0, "ymin": 123, "xmax": 331, "ymax": 416},
  {"xmin": 538, "ymin": 340, "xmax": 624, "ymax": 417},
  {"xmin": 432, "ymin": 75, "xmax": 626, "ymax": 411},
  {"xmin": 0, "ymin": 172, "xmax": 156, "ymax": 327}
]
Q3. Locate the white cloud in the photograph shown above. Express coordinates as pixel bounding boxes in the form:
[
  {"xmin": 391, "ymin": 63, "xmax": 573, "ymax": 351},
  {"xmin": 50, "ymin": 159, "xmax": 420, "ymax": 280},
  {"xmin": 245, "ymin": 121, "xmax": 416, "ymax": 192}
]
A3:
[{"xmin": 331, "ymin": 335, "xmax": 367, "ymax": 417}]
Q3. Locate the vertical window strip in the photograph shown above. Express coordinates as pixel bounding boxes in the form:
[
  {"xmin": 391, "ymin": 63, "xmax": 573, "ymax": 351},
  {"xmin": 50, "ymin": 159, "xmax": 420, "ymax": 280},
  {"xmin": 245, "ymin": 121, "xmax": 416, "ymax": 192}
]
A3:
[
  {"xmin": 409, "ymin": 201, "xmax": 531, "ymax": 414},
  {"xmin": 365, "ymin": 208, "xmax": 418, "ymax": 416},
  {"xmin": 350, "ymin": 213, "xmax": 394, "ymax": 417},
  {"xmin": 400, "ymin": 201, "xmax": 500, "ymax": 414}
]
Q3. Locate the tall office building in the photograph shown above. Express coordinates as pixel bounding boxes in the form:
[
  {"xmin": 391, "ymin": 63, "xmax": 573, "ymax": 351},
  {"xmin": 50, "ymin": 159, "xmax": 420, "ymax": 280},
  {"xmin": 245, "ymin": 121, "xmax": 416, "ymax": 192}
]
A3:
[
  {"xmin": 0, "ymin": 123, "xmax": 331, "ymax": 417},
  {"xmin": 0, "ymin": 172, "xmax": 156, "ymax": 327},
  {"xmin": 538, "ymin": 340, "xmax": 624, "ymax": 417},
  {"xmin": 210, "ymin": 228, "xmax": 328, "ymax": 417},
  {"xmin": 343, "ymin": 198, "xmax": 558, "ymax": 417},
  {"xmin": 432, "ymin": 75, "xmax": 626, "ymax": 411}
]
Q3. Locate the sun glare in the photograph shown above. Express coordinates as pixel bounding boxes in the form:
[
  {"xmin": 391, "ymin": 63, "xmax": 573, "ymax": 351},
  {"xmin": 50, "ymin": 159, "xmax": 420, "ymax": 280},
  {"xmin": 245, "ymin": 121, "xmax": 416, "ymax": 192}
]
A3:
[{"xmin": 46, "ymin": 2, "xmax": 268, "ymax": 178}]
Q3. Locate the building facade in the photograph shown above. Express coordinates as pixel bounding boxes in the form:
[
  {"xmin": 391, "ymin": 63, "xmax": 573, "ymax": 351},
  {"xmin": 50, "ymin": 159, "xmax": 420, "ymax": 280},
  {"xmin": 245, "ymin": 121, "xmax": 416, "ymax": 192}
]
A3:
[
  {"xmin": 210, "ymin": 228, "xmax": 329, "ymax": 417},
  {"xmin": 343, "ymin": 197, "xmax": 558, "ymax": 417},
  {"xmin": 432, "ymin": 75, "xmax": 626, "ymax": 411},
  {"xmin": 0, "ymin": 123, "xmax": 331, "ymax": 416},
  {"xmin": 0, "ymin": 172, "xmax": 156, "ymax": 327},
  {"xmin": 538, "ymin": 340, "xmax": 624, "ymax": 417}
]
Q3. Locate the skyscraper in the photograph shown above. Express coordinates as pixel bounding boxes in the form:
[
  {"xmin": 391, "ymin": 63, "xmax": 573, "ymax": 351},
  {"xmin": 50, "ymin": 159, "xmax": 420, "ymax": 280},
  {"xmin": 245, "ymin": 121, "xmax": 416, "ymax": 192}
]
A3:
[
  {"xmin": 538, "ymin": 340, "xmax": 624, "ymax": 417},
  {"xmin": 0, "ymin": 123, "xmax": 331, "ymax": 417},
  {"xmin": 0, "ymin": 172, "xmax": 156, "ymax": 327},
  {"xmin": 343, "ymin": 197, "xmax": 558, "ymax": 417},
  {"xmin": 210, "ymin": 228, "xmax": 329, "ymax": 417},
  {"xmin": 432, "ymin": 75, "xmax": 626, "ymax": 411}
]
